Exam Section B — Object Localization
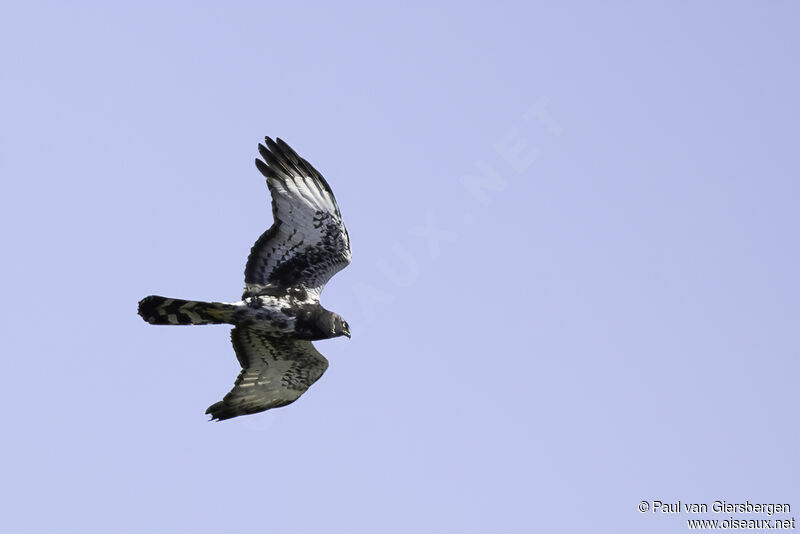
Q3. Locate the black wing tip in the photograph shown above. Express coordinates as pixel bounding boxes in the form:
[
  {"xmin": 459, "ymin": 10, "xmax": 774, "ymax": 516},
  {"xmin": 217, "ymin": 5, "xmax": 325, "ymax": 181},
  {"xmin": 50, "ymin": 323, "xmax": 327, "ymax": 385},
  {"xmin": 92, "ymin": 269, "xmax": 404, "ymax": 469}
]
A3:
[
  {"xmin": 274, "ymin": 137, "xmax": 296, "ymax": 156},
  {"xmin": 254, "ymin": 157, "xmax": 274, "ymax": 178},
  {"xmin": 257, "ymin": 139, "xmax": 297, "ymax": 178},
  {"xmin": 258, "ymin": 136, "xmax": 301, "ymax": 165},
  {"xmin": 259, "ymin": 136, "xmax": 299, "ymax": 156},
  {"xmin": 205, "ymin": 401, "xmax": 282, "ymax": 422},
  {"xmin": 255, "ymin": 134, "xmax": 338, "ymax": 204},
  {"xmin": 265, "ymin": 136, "xmax": 296, "ymax": 153},
  {"xmin": 264, "ymin": 137, "xmax": 283, "ymax": 159},
  {"xmin": 205, "ymin": 401, "xmax": 237, "ymax": 422}
]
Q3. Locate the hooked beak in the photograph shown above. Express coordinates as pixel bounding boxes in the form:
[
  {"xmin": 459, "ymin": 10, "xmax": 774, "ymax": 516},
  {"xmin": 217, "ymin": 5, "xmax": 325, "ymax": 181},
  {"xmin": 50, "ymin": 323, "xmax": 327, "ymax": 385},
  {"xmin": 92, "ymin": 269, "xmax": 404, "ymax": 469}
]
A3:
[{"xmin": 344, "ymin": 326, "xmax": 351, "ymax": 339}]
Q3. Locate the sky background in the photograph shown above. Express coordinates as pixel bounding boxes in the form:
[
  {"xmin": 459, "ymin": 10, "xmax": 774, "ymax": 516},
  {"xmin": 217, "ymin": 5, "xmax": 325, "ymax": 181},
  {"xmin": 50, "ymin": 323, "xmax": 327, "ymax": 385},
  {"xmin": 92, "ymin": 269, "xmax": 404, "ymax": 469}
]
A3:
[{"xmin": 1, "ymin": 2, "xmax": 798, "ymax": 533}]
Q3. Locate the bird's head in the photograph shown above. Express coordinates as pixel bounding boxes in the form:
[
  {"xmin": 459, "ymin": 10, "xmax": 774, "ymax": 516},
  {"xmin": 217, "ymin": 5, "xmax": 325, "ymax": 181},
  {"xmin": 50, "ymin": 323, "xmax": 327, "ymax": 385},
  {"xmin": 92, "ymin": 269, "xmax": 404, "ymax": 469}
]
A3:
[{"xmin": 333, "ymin": 315, "xmax": 351, "ymax": 339}]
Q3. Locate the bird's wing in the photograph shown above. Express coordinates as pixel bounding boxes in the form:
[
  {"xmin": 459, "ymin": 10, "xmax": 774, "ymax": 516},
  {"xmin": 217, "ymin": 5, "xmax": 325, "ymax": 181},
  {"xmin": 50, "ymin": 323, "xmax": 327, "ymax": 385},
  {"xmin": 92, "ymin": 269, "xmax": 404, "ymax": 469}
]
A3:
[
  {"xmin": 205, "ymin": 327, "xmax": 329, "ymax": 421},
  {"xmin": 243, "ymin": 137, "xmax": 351, "ymax": 301}
]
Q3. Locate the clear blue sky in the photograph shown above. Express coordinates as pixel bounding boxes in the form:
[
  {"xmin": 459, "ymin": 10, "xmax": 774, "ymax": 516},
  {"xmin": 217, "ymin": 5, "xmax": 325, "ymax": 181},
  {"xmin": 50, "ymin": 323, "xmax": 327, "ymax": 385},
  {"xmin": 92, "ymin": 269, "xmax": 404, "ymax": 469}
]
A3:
[{"xmin": 1, "ymin": 2, "xmax": 798, "ymax": 533}]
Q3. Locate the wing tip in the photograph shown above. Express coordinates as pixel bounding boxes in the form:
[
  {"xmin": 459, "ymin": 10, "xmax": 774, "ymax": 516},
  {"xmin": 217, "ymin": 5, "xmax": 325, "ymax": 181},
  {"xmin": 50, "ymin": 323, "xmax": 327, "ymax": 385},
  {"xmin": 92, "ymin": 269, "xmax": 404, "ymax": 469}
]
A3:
[
  {"xmin": 205, "ymin": 401, "xmax": 237, "ymax": 422},
  {"xmin": 255, "ymin": 134, "xmax": 342, "ymax": 215},
  {"xmin": 255, "ymin": 157, "xmax": 286, "ymax": 183},
  {"xmin": 254, "ymin": 157, "xmax": 269, "ymax": 174}
]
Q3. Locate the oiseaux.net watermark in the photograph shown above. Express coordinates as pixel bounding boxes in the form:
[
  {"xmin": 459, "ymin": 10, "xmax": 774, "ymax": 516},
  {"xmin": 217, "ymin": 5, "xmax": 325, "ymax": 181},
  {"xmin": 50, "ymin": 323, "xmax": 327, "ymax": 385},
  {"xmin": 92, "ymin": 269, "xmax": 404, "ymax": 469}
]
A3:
[{"xmin": 639, "ymin": 500, "xmax": 795, "ymax": 530}]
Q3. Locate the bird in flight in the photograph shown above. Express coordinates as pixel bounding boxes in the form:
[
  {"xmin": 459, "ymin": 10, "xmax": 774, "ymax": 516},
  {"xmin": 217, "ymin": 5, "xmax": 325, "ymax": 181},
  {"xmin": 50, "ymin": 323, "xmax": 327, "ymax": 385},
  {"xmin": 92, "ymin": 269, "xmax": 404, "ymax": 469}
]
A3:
[{"xmin": 138, "ymin": 137, "xmax": 352, "ymax": 421}]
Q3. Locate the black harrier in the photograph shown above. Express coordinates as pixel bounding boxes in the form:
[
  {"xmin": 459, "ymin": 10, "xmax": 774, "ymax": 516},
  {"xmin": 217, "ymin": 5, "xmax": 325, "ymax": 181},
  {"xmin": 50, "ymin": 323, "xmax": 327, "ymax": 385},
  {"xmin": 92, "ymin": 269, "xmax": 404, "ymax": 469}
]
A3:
[{"xmin": 138, "ymin": 137, "xmax": 351, "ymax": 421}]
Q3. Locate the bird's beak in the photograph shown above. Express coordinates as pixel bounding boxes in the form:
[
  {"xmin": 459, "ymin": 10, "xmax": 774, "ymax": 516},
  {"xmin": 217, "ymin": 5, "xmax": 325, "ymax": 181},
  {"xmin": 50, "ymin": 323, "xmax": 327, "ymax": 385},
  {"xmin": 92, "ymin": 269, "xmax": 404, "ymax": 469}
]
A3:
[{"xmin": 344, "ymin": 327, "xmax": 351, "ymax": 339}]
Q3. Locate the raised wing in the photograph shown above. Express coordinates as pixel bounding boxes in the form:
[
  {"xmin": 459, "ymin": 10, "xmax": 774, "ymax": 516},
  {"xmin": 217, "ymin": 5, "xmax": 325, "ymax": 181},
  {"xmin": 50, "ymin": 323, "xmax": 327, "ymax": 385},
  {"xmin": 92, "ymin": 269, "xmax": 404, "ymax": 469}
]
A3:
[
  {"xmin": 205, "ymin": 327, "xmax": 329, "ymax": 421},
  {"xmin": 243, "ymin": 137, "xmax": 351, "ymax": 301}
]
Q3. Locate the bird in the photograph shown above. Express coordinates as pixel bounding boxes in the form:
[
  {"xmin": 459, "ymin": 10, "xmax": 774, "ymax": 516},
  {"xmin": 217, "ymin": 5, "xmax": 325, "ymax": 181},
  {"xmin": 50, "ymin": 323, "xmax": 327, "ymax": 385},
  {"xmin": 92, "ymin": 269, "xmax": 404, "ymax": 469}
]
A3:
[{"xmin": 138, "ymin": 137, "xmax": 352, "ymax": 421}]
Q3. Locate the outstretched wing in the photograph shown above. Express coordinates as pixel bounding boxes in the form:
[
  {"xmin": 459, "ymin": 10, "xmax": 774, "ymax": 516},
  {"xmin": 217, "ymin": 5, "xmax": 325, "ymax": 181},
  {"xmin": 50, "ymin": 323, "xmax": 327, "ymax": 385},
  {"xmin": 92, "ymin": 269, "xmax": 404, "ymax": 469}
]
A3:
[
  {"xmin": 243, "ymin": 137, "xmax": 351, "ymax": 301},
  {"xmin": 205, "ymin": 327, "xmax": 329, "ymax": 421}
]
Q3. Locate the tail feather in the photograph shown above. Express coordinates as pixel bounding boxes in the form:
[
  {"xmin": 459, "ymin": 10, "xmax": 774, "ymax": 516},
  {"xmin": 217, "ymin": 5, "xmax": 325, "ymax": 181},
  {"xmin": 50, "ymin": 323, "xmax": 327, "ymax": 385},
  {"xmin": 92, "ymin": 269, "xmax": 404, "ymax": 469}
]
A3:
[{"xmin": 138, "ymin": 295, "xmax": 236, "ymax": 325}]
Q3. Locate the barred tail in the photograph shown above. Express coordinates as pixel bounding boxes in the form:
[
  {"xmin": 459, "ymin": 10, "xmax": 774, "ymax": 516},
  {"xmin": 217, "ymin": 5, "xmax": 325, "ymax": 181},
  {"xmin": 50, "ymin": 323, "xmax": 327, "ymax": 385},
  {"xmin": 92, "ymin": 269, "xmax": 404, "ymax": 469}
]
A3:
[{"xmin": 138, "ymin": 295, "xmax": 237, "ymax": 325}]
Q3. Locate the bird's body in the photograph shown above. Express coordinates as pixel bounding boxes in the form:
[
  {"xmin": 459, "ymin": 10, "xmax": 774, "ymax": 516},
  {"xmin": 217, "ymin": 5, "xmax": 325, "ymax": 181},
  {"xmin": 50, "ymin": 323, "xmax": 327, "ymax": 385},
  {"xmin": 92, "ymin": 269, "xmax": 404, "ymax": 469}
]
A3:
[
  {"xmin": 138, "ymin": 137, "xmax": 352, "ymax": 421},
  {"xmin": 139, "ymin": 293, "xmax": 344, "ymax": 340}
]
